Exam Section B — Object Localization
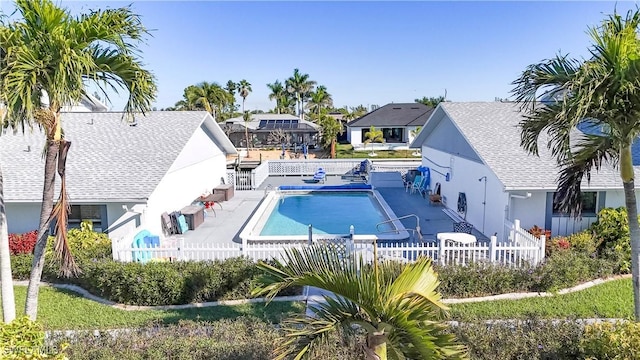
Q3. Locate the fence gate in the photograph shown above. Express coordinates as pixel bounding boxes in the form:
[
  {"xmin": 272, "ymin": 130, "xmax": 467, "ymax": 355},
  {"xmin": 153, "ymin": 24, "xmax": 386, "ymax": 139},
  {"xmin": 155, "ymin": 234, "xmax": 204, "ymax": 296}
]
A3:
[{"xmin": 235, "ymin": 170, "xmax": 253, "ymax": 190}]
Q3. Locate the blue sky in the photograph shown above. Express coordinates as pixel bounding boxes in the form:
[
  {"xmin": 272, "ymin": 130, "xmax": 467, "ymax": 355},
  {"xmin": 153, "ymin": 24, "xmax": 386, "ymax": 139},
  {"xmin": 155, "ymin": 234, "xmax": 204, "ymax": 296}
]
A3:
[{"xmin": 2, "ymin": 1, "xmax": 639, "ymax": 112}]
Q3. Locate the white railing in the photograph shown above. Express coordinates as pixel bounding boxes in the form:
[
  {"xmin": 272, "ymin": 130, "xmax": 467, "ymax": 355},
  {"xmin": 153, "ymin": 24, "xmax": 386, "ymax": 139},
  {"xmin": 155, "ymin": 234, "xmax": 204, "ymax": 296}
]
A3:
[
  {"xmin": 251, "ymin": 162, "xmax": 270, "ymax": 190},
  {"xmin": 115, "ymin": 234, "xmax": 544, "ymax": 267},
  {"xmin": 235, "ymin": 170, "xmax": 252, "ymax": 190},
  {"xmin": 503, "ymin": 219, "xmax": 545, "ymax": 265},
  {"xmin": 225, "ymin": 169, "xmax": 236, "ymax": 189},
  {"xmin": 267, "ymin": 159, "xmax": 362, "ymax": 176}
]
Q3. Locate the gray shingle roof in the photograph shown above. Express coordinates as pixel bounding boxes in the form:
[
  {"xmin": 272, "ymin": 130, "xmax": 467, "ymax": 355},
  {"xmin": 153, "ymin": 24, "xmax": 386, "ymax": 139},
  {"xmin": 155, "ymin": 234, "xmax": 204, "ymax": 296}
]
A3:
[
  {"xmin": 0, "ymin": 111, "xmax": 234, "ymax": 202},
  {"xmin": 419, "ymin": 102, "xmax": 627, "ymax": 190},
  {"xmin": 348, "ymin": 103, "xmax": 434, "ymax": 127}
]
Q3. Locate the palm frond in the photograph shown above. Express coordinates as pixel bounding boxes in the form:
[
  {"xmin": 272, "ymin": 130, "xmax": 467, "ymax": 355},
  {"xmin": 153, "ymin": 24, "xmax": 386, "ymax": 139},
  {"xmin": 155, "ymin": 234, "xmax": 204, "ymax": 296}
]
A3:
[{"xmin": 556, "ymin": 134, "xmax": 617, "ymax": 216}]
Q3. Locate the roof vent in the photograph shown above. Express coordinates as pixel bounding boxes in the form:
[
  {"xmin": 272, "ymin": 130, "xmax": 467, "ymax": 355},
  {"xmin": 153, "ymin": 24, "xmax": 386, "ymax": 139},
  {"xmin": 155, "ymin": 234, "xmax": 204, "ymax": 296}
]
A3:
[
  {"xmin": 393, "ymin": 107, "xmax": 401, "ymax": 110},
  {"xmin": 129, "ymin": 120, "xmax": 138, "ymax": 127},
  {"xmin": 410, "ymin": 107, "xmax": 420, "ymax": 109}
]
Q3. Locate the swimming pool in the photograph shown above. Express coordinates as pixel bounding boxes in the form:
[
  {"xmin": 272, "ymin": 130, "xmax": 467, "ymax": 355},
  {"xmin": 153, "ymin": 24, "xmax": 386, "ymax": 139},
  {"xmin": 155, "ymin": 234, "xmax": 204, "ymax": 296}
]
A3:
[{"xmin": 240, "ymin": 185, "xmax": 409, "ymax": 242}]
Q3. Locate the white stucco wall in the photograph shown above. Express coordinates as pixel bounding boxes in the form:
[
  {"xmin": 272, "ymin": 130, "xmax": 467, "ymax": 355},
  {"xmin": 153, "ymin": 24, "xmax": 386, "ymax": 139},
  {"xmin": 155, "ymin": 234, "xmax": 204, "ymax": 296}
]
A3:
[
  {"xmin": 422, "ymin": 146, "xmax": 508, "ymax": 238},
  {"xmin": 5, "ymin": 203, "xmax": 41, "ymax": 234},
  {"xmin": 349, "ymin": 128, "xmax": 363, "ymax": 146},
  {"xmin": 143, "ymin": 126, "xmax": 228, "ymax": 237},
  {"xmin": 508, "ymin": 191, "xmax": 547, "ymax": 230}
]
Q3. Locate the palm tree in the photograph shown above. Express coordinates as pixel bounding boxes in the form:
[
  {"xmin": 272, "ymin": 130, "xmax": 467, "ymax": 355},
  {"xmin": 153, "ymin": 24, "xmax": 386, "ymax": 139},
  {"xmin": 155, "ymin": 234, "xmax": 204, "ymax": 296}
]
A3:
[
  {"xmin": 286, "ymin": 68, "xmax": 316, "ymax": 121},
  {"xmin": 319, "ymin": 113, "xmax": 343, "ymax": 159},
  {"xmin": 253, "ymin": 245, "xmax": 466, "ymax": 360},
  {"xmin": 344, "ymin": 104, "xmax": 368, "ymax": 122},
  {"xmin": 237, "ymin": 79, "xmax": 252, "ymax": 115},
  {"xmin": 364, "ymin": 126, "xmax": 384, "ymax": 156},
  {"xmin": 185, "ymin": 82, "xmax": 231, "ymax": 120},
  {"xmin": 0, "ymin": 0, "xmax": 156, "ymax": 320},
  {"xmin": 242, "ymin": 110, "xmax": 251, "ymax": 157},
  {"xmin": 307, "ymin": 85, "xmax": 333, "ymax": 120},
  {"xmin": 267, "ymin": 80, "xmax": 286, "ymax": 114},
  {"xmin": 511, "ymin": 9, "xmax": 640, "ymax": 320},
  {"xmin": 0, "ymin": 164, "xmax": 15, "ymax": 323},
  {"xmin": 279, "ymin": 95, "xmax": 296, "ymax": 115}
]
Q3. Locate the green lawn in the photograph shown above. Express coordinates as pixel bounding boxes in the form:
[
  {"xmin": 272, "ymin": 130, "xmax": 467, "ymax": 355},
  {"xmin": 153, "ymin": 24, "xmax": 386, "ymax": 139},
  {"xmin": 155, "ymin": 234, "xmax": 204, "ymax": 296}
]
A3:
[
  {"xmin": 4, "ymin": 278, "xmax": 633, "ymax": 330},
  {"xmin": 7, "ymin": 286, "xmax": 305, "ymax": 330},
  {"xmin": 449, "ymin": 278, "xmax": 634, "ymax": 321},
  {"xmin": 335, "ymin": 143, "xmax": 421, "ymax": 159}
]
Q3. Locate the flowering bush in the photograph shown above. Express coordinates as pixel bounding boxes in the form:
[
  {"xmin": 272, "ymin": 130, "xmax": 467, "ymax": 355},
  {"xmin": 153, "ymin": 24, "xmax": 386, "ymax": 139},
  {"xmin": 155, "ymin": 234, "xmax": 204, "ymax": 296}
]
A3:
[{"xmin": 8, "ymin": 230, "xmax": 38, "ymax": 255}]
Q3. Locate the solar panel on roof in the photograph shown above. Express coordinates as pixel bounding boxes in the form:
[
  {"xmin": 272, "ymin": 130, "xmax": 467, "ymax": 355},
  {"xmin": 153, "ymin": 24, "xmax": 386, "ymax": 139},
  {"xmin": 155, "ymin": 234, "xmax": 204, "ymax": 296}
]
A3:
[{"xmin": 259, "ymin": 120, "xmax": 267, "ymax": 128}]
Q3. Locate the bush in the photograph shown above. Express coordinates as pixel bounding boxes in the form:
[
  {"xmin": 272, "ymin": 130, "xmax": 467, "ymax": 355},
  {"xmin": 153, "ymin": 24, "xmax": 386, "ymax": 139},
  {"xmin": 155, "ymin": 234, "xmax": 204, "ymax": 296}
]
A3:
[
  {"xmin": 8, "ymin": 230, "xmax": 38, "ymax": 255},
  {"xmin": 435, "ymin": 262, "xmax": 530, "ymax": 298},
  {"xmin": 0, "ymin": 317, "xmax": 68, "ymax": 359},
  {"xmin": 581, "ymin": 321, "xmax": 640, "ymax": 359},
  {"xmin": 530, "ymin": 251, "xmax": 615, "ymax": 292},
  {"xmin": 590, "ymin": 207, "xmax": 633, "ymax": 272},
  {"xmin": 566, "ymin": 230, "xmax": 598, "ymax": 255},
  {"xmin": 51, "ymin": 317, "xmax": 365, "ymax": 360},
  {"xmin": 452, "ymin": 319, "xmax": 584, "ymax": 359}
]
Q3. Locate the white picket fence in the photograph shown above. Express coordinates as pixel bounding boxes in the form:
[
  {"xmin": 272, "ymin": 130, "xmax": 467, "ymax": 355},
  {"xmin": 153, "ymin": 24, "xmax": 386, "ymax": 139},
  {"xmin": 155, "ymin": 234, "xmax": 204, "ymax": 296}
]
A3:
[
  {"xmin": 114, "ymin": 234, "xmax": 544, "ymax": 268},
  {"xmin": 504, "ymin": 219, "xmax": 546, "ymax": 265}
]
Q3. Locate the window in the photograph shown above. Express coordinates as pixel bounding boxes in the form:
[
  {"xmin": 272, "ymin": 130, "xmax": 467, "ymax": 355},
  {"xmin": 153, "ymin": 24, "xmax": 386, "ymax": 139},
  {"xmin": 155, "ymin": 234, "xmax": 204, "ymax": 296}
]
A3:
[
  {"xmin": 552, "ymin": 192, "xmax": 597, "ymax": 215},
  {"xmin": 69, "ymin": 205, "xmax": 106, "ymax": 232},
  {"xmin": 258, "ymin": 120, "xmax": 267, "ymax": 128}
]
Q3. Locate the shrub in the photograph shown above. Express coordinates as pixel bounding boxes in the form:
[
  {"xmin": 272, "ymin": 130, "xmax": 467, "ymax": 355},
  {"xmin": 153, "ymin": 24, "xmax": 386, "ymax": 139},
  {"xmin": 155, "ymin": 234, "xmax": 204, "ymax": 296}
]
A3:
[
  {"xmin": 0, "ymin": 317, "xmax": 68, "ymax": 359},
  {"xmin": 8, "ymin": 230, "xmax": 38, "ymax": 255},
  {"xmin": 530, "ymin": 250, "xmax": 615, "ymax": 292},
  {"xmin": 452, "ymin": 319, "xmax": 584, "ymax": 359},
  {"xmin": 50, "ymin": 317, "xmax": 365, "ymax": 360},
  {"xmin": 581, "ymin": 321, "xmax": 640, "ymax": 359},
  {"xmin": 590, "ymin": 207, "xmax": 633, "ymax": 272},
  {"xmin": 566, "ymin": 230, "xmax": 598, "ymax": 254},
  {"xmin": 435, "ymin": 262, "xmax": 530, "ymax": 298}
]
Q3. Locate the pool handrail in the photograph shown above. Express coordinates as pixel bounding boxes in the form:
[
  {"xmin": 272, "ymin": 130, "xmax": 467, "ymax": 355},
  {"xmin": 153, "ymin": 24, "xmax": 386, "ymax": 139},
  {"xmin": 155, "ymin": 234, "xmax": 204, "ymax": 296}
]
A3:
[{"xmin": 376, "ymin": 214, "xmax": 422, "ymax": 241}]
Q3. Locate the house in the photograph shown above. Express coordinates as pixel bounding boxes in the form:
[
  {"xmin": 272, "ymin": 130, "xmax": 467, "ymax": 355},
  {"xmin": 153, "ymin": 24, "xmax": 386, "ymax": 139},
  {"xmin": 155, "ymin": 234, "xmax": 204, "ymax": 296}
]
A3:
[
  {"xmin": 410, "ymin": 102, "xmax": 634, "ymax": 238},
  {"xmin": 347, "ymin": 103, "xmax": 434, "ymax": 150},
  {"xmin": 220, "ymin": 113, "xmax": 320, "ymax": 149},
  {"xmin": 61, "ymin": 93, "xmax": 109, "ymax": 112},
  {"xmin": 0, "ymin": 111, "xmax": 236, "ymax": 242}
]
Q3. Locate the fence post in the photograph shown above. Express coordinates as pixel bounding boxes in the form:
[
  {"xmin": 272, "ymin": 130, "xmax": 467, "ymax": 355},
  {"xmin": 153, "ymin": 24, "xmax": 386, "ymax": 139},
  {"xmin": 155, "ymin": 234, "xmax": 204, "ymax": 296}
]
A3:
[
  {"xmin": 178, "ymin": 237, "xmax": 185, "ymax": 261},
  {"xmin": 251, "ymin": 169, "xmax": 257, "ymax": 190},
  {"xmin": 539, "ymin": 235, "xmax": 546, "ymax": 265},
  {"xmin": 308, "ymin": 224, "xmax": 313, "ymax": 245},
  {"xmin": 490, "ymin": 235, "xmax": 497, "ymax": 264},
  {"xmin": 348, "ymin": 225, "xmax": 355, "ymax": 255},
  {"xmin": 437, "ymin": 239, "xmax": 445, "ymax": 266}
]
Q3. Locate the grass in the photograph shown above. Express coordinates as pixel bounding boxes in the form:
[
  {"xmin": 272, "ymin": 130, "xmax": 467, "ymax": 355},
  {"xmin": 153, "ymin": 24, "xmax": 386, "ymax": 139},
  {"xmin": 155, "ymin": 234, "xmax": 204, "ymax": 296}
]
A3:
[
  {"xmin": 449, "ymin": 278, "xmax": 634, "ymax": 321},
  {"xmin": 4, "ymin": 278, "xmax": 633, "ymax": 330},
  {"xmin": 335, "ymin": 143, "xmax": 421, "ymax": 159},
  {"xmin": 7, "ymin": 286, "xmax": 305, "ymax": 330}
]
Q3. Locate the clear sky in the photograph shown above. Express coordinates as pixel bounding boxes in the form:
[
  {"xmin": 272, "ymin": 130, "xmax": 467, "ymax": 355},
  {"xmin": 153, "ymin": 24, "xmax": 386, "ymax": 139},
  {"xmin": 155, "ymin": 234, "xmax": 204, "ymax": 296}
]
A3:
[{"xmin": 2, "ymin": 0, "xmax": 639, "ymax": 112}]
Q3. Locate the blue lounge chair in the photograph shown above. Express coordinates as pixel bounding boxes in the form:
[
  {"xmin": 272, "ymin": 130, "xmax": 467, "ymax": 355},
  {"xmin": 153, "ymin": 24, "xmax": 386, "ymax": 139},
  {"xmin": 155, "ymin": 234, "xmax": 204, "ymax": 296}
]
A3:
[
  {"xmin": 132, "ymin": 229, "xmax": 160, "ymax": 263},
  {"xmin": 410, "ymin": 176, "xmax": 427, "ymax": 194},
  {"xmin": 313, "ymin": 167, "xmax": 326, "ymax": 183}
]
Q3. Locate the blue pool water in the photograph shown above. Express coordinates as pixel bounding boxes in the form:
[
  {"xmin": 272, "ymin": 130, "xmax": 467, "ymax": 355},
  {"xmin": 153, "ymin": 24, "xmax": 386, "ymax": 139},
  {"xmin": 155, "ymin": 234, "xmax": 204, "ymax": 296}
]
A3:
[{"xmin": 259, "ymin": 192, "xmax": 394, "ymax": 236}]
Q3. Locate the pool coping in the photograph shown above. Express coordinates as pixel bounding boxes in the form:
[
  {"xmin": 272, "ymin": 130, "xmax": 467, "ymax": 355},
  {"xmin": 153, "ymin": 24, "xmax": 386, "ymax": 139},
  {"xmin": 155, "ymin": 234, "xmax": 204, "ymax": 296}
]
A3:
[{"xmin": 239, "ymin": 185, "xmax": 410, "ymax": 243}]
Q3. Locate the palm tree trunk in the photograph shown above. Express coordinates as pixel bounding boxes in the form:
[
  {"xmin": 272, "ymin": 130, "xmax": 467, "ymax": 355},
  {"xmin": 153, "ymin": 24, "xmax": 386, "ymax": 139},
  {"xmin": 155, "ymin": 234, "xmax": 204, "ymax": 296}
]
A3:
[
  {"xmin": 0, "ymin": 164, "xmax": 16, "ymax": 323},
  {"xmin": 621, "ymin": 146, "xmax": 640, "ymax": 320},
  {"xmin": 330, "ymin": 138, "xmax": 336, "ymax": 159},
  {"xmin": 365, "ymin": 333, "xmax": 387, "ymax": 360},
  {"xmin": 25, "ymin": 139, "xmax": 59, "ymax": 320},
  {"xmin": 623, "ymin": 180, "xmax": 640, "ymax": 320}
]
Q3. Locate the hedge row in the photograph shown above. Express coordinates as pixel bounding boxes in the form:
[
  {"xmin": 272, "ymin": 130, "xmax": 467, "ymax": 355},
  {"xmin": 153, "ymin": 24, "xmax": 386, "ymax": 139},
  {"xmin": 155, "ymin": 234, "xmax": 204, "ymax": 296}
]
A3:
[{"xmin": 46, "ymin": 317, "xmax": 640, "ymax": 360}]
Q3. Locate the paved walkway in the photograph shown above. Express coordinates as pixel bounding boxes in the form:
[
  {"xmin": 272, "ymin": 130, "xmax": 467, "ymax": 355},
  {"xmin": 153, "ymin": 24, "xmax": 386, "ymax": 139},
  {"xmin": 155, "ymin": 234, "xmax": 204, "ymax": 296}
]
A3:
[{"xmin": 177, "ymin": 174, "xmax": 486, "ymax": 246}]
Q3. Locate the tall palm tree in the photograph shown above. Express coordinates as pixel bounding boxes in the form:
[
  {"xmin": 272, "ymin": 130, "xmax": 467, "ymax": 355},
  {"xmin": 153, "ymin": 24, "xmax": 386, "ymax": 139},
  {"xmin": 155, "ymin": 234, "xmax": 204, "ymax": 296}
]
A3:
[
  {"xmin": 286, "ymin": 68, "xmax": 316, "ymax": 121},
  {"xmin": 511, "ymin": 9, "xmax": 640, "ymax": 320},
  {"xmin": 307, "ymin": 85, "xmax": 333, "ymax": 120},
  {"xmin": 0, "ymin": 0, "xmax": 156, "ymax": 320},
  {"xmin": 238, "ymin": 80, "xmax": 252, "ymax": 153},
  {"xmin": 279, "ymin": 95, "xmax": 296, "ymax": 115},
  {"xmin": 364, "ymin": 126, "xmax": 384, "ymax": 156},
  {"xmin": 253, "ymin": 245, "xmax": 466, "ymax": 360},
  {"xmin": 267, "ymin": 80, "xmax": 286, "ymax": 114}
]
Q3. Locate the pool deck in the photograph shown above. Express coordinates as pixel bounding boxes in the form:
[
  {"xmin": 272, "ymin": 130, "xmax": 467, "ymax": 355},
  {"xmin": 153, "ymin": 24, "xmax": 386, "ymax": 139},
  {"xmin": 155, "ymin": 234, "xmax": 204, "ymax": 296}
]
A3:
[{"xmin": 174, "ymin": 174, "xmax": 488, "ymax": 246}]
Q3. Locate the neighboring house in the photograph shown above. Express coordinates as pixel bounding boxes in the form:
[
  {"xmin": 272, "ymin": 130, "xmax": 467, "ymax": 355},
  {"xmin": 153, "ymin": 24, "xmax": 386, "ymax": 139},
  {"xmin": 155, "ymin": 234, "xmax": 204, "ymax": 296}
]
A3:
[
  {"xmin": 347, "ymin": 103, "xmax": 434, "ymax": 149},
  {"xmin": 221, "ymin": 113, "xmax": 320, "ymax": 149},
  {"xmin": 0, "ymin": 111, "xmax": 236, "ymax": 242},
  {"xmin": 61, "ymin": 93, "xmax": 109, "ymax": 112},
  {"xmin": 410, "ymin": 102, "xmax": 635, "ymax": 238}
]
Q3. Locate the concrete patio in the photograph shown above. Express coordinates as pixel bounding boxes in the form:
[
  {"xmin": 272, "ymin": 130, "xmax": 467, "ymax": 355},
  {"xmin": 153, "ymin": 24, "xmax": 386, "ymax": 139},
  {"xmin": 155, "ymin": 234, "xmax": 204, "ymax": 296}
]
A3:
[{"xmin": 174, "ymin": 173, "xmax": 487, "ymax": 246}]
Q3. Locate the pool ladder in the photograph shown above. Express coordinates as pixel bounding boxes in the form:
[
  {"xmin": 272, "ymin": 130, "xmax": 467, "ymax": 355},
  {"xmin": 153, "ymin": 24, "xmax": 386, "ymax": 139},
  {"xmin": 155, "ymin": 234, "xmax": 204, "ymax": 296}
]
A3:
[{"xmin": 375, "ymin": 214, "xmax": 422, "ymax": 242}]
